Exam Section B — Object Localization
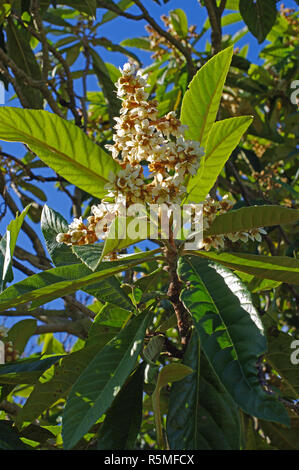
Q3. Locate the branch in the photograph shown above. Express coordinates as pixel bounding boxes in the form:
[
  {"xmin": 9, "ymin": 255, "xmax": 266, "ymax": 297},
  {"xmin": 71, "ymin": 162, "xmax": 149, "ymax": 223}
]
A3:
[
  {"xmin": 133, "ymin": 0, "xmax": 196, "ymax": 79},
  {"xmin": 97, "ymin": 0, "xmax": 144, "ymax": 20},
  {"xmin": 0, "ymin": 46, "xmax": 64, "ymax": 117},
  {"xmin": 204, "ymin": 0, "xmax": 225, "ymax": 54},
  {"xmin": 164, "ymin": 240, "xmax": 191, "ymax": 349},
  {"xmin": 13, "ymin": 13, "xmax": 81, "ymax": 126}
]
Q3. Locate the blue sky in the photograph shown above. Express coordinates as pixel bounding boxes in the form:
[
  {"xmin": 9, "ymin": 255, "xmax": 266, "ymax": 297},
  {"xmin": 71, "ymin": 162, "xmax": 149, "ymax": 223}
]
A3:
[{"xmin": 0, "ymin": 0, "xmax": 297, "ymax": 336}]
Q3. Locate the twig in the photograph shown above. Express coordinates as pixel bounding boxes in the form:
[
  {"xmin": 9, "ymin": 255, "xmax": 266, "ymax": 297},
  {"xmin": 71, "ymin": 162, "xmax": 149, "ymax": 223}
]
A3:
[{"xmin": 133, "ymin": 0, "xmax": 196, "ymax": 79}]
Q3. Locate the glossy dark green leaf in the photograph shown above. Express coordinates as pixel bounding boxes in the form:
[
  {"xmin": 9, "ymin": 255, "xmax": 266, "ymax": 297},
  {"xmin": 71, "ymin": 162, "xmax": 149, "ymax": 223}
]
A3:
[
  {"xmin": 97, "ymin": 363, "xmax": 146, "ymax": 450},
  {"xmin": 72, "ymin": 244, "xmax": 104, "ymax": 271},
  {"xmin": 62, "ymin": 310, "xmax": 151, "ymax": 449},
  {"xmin": 239, "ymin": 0, "xmax": 277, "ymax": 43},
  {"xmin": 6, "ymin": 20, "xmax": 43, "ymax": 108},
  {"xmin": 41, "ymin": 205, "xmax": 78, "ymax": 267},
  {"xmin": 89, "ymin": 48, "xmax": 121, "ymax": 124},
  {"xmin": 0, "ymin": 255, "xmax": 151, "ymax": 311},
  {"xmin": 100, "ymin": 0, "xmax": 133, "ymax": 24},
  {"xmin": 6, "ymin": 319, "xmax": 37, "ymax": 354},
  {"xmin": 178, "ymin": 255, "xmax": 289, "ymax": 425},
  {"xmin": 0, "ymin": 355, "xmax": 63, "ymax": 385},
  {"xmin": 0, "ymin": 421, "xmax": 30, "ymax": 450},
  {"xmin": 189, "ymin": 251, "xmax": 299, "ymax": 286},
  {"xmin": 16, "ymin": 344, "xmax": 112, "ymax": 427},
  {"xmin": 206, "ymin": 205, "xmax": 299, "ymax": 236},
  {"xmin": 167, "ymin": 331, "xmax": 242, "ymax": 450}
]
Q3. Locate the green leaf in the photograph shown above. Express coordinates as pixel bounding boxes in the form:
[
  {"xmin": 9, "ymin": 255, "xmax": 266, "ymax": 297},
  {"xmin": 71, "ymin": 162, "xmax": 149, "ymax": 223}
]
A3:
[
  {"xmin": 6, "ymin": 319, "xmax": 37, "ymax": 354},
  {"xmin": 0, "ymin": 108, "xmax": 120, "ymax": 199},
  {"xmin": 94, "ymin": 37, "xmax": 141, "ymax": 65},
  {"xmin": 235, "ymin": 272, "xmax": 281, "ymax": 293},
  {"xmin": 72, "ymin": 244, "xmax": 104, "ymax": 271},
  {"xmin": 89, "ymin": 48, "xmax": 121, "ymax": 124},
  {"xmin": 152, "ymin": 363, "xmax": 193, "ymax": 449},
  {"xmin": 100, "ymin": 0, "xmax": 133, "ymax": 24},
  {"xmin": 19, "ymin": 182, "xmax": 47, "ymax": 202},
  {"xmin": 262, "ymin": 313, "xmax": 299, "ymax": 400},
  {"xmin": 88, "ymin": 302, "xmax": 131, "ymax": 329},
  {"xmin": 0, "ymin": 421, "xmax": 30, "ymax": 450},
  {"xmin": 0, "ymin": 254, "xmax": 153, "ymax": 311},
  {"xmin": 41, "ymin": 205, "xmax": 78, "ymax": 267},
  {"xmin": 180, "ymin": 46, "xmax": 233, "ymax": 148},
  {"xmin": 0, "ymin": 205, "xmax": 31, "ymax": 291},
  {"xmin": 178, "ymin": 255, "xmax": 289, "ymax": 425},
  {"xmin": 170, "ymin": 9, "xmax": 188, "ymax": 38},
  {"xmin": 167, "ymin": 331, "xmax": 242, "ymax": 450},
  {"xmin": 186, "ymin": 116, "xmax": 253, "ymax": 202},
  {"xmin": 16, "ymin": 344, "xmax": 111, "ymax": 427},
  {"xmin": 85, "ymin": 275, "xmax": 134, "ymax": 311},
  {"xmin": 6, "ymin": 20, "xmax": 43, "ymax": 108},
  {"xmin": 97, "ymin": 363, "xmax": 146, "ymax": 450},
  {"xmin": 62, "ymin": 309, "xmax": 152, "ymax": 449},
  {"xmin": 259, "ymin": 418, "xmax": 299, "ymax": 450},
  {"xmin": 0, "ymin": 355, "xmax": 63, "ymax": 385},
  {"xmin": 100, "ymin": 215, "xmax": 149, "ymax": 260},
  {"xmin": 205, "ymin": 205, "xmax": 299, "ymax": 236},
  {"xmin": 121, "ymin": 37, "xmax": 152, "ymax": 51},
  {"xmin": 189, "ymin": 251, "xmax": 299, "ymax": 286},
  {"xmin": 239, "ymin": 0, "xmax": 277, "ymax": 44}
]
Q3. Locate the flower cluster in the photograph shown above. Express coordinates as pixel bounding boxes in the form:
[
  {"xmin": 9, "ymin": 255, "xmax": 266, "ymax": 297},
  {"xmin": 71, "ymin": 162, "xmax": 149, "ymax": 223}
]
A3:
[
  {"xmin": 199, "ymin": 195, "xmax": 267, "ymax": 251},
  {"xmin": 104, "ymin": 62, "xmax": 204, "ymax": 206},
  {"xmin": 56, "ymin": 63, "xmax": 267, "ymax": 252},
  {"xmin": 145, "ymin": 14, "xmax": 198, "ymax": 62}
]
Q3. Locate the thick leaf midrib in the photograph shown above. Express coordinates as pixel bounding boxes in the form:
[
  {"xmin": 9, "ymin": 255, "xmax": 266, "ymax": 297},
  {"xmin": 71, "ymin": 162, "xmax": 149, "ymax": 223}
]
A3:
[
  {"xmin": 187, "ymin": 119, "xmax": 249, "ymax": 196},
  {"xmin": 1, "ymin": 118, "xmax": 111, "ymax": 185},
  {"xmin": 78, "ymin": 327, "xmax": 143, "ymax": 429},
  {"xmin": 0, "ymin": 256, "xmax": 152, "ymax": 311},
  {"xmin": 204, "ymin": 118, "xmax": 251, "ymax": 162},
  {"xmin": 183, "ymin": 256, "xmax": 257, "ymax": 399}
]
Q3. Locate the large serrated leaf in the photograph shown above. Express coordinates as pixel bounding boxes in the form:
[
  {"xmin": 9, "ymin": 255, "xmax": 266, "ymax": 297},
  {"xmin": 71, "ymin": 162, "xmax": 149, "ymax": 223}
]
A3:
[
  {"xmin": 62, "ymin": 310, "xmax": 152, "ymax": 449},
  {"xmin": 180, "ymin": 46, "xmax": 233, "ymax": 148},
  {"xmin": 239, "ymin": 0, "xmax": 277, "ymax": 44},
  {"xmin": 206, "ymin": 205, "xmax": 299, "ymax": 236},
  {"xmin": 152, "ymin": 363, "xmax": 193, "ymax": 449},
  {"xmin": 0, "ymin": 355, "xmax": 63, "ymax": 385},
  {"xmin": 0, "ymin": 108, "xmax": 120, "ymax": 198},
  {"xmin": 41, "ymin": 205, "xmax": 78, "ymax": 267},
  {"xmin": 6, "ymin": 20, "xmax": 43, "ymax": 109},
  {"xmin": 16, "ymin": 343, "xmax": 114, "ymax": 427},
  {"xmin": 72, "ymin": 244, "xmax": 104, "ymax": 271},
  {"xmin": 178, "ymin": 255, "xmax": 289, "ymax": 426},
  {"xmin": 0, "ymin": 254, "xmax": 153, "ymax": 312},
  {"xmin": 189, "ymin": 251, "xmax": 299, "ymax": 286},
  {"xmin": 167, "ymin": 331, "xmax": 242, "ymax": 450},
  {"xmin": 41, "ymin": 205, "xmax": 134, "ymax": 310},
  {"xmin": 97, "ymin": 363, "xmax": 146, "ymax": 450},
  {"xmin": 186, "ymin": 116, "xmax": 253, "ymax": 203}
]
